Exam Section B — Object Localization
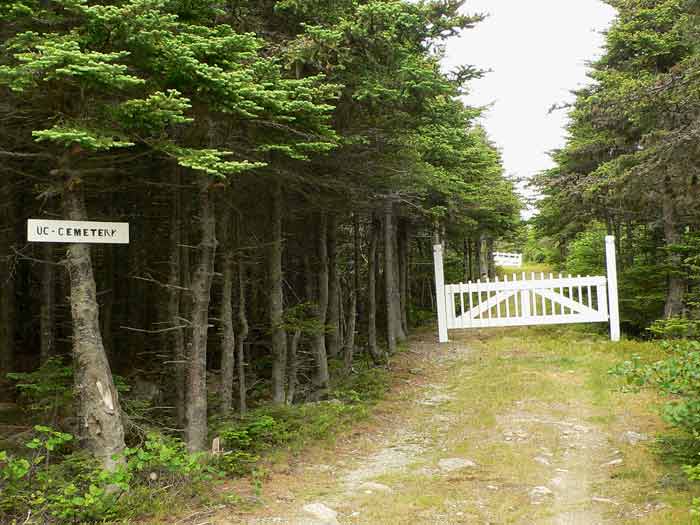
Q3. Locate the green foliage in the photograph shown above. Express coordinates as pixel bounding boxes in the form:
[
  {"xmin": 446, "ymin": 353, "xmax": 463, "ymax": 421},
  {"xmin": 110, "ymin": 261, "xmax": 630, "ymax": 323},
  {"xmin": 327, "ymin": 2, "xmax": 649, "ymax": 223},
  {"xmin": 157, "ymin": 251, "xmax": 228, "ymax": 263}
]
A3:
[
  {"xmin": 0, "ymin": 0, "xmax": 338, "ymax": 183},
  {"xmin": 117, "ymin": 90, "xmax": 194, "ymax": 134},
  {"xmin": 214, "ymin": 364, "xmax": 389, "ymax": 475},
  {"xmin": 330, "ymin": 358, "xmax": 390, "ymax": 405},
  {"xmin": 522, "ymin": 226, "xmax": 555, "ymax": 264},
  {"xmin": 0, "ymin": 428, "xmax": 217, "ymax": 524},
  {"xmin": 7, "ymin": 357, "xmax": 73, "ymax": 420},
  {"xmin": 612, "ymin": 336, "xmax": 700, "ymax": 502},
  {"xmin": 649, "ymin": 318, "xmax": 700, "ymax": 339},
  {"xmin": 282, "ymin": 302, "xmax": 325, "ymax": 334},
  {"xmin": 164, "ymin": 146, "xmax": 266, "ymax": 177},
  {"xmin": 32, "ymin": 126, "xmax": 135, "ymax": 151},
  {"xmin": 0, "ymin": 426, "xmax": 123, "ymax": 524},
  {"xmin": 558, "ymin": 223, "xmax": 668, "ymax": 333},
  {"xmin": 7, "ymin": 358, "xmax": 134, "ymax": 430},
  {"xmin": 216, "ymin": 415, "xmax": 283, "ymax": 474},
  {"xmin": 563, "ymin": 224, "xmax": 606, "ymax": 277},
  {"xmin": 0, "ymin": 37, "xmax": 143, "ymax": 92},
  {"xmin": 534, "ymin": 0, "xmax": 700, "ymax": 334},
  {"xmin": 124, "ymin": 432, "xmax": 216, "ymax": 484},
  {"xmin": 613, "ymin": 339, "xmax": 700, "ymax": 433}
]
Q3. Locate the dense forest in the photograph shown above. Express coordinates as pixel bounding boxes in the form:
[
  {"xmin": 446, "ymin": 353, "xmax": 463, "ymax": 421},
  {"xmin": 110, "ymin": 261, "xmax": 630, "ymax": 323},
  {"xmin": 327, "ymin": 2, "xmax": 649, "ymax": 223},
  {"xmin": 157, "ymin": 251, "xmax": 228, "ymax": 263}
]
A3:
[
  {"xmin": 0, "ymin": 1, "xmax": 521, "ymax": 522},
  {"xmin": 535, "ymin": 0, "xmax": 700, "ymax": 334}
]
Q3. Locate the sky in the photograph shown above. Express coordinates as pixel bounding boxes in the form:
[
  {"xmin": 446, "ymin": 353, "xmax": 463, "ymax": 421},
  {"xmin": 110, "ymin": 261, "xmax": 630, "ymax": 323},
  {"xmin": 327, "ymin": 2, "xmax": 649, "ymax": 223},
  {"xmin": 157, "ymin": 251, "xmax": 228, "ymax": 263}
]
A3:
[{"xmin": 442, "ymin": 0, "xmax": 617, "ymax": 215}]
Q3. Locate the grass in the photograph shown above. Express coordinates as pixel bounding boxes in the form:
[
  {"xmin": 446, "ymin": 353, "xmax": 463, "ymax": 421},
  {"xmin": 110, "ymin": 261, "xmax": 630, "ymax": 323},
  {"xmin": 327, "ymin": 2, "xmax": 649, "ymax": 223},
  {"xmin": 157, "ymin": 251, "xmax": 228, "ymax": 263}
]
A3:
[
  {"xmin": 443, "ymin": 327, "xmax": 699, "ymax": 524},
  {"xmin": 497, "ymin": 262, "xmax": 553, "ymax": 278},
  {"xmin": 321, "ymin": 326, "xmax": 699, "ymax": 524}
]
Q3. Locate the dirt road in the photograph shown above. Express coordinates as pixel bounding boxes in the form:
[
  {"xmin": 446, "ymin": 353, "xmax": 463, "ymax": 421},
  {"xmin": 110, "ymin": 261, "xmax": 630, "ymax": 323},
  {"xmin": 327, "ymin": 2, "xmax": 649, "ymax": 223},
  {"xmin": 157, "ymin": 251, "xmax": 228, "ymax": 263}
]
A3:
[{"xmin": 214, "ymin": 328, "xmax": 690, "ymax": 525}]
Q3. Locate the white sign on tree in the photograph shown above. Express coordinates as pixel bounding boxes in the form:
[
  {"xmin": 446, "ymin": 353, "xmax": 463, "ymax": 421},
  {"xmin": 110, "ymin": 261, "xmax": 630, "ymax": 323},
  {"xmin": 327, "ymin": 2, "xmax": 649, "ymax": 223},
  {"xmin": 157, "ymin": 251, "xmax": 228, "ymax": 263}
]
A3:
[{"xmin": 27, "ymin": 219, "xmax": 130, "ymax": 244}]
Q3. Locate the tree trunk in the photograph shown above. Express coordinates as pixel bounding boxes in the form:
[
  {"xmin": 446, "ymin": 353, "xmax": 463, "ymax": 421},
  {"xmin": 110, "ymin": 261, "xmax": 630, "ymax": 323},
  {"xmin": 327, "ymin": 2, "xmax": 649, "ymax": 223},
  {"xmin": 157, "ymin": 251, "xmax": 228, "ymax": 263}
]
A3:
[
  {"xmin": 662, "ymin": 180, "xmax": 686, "ymax": 318},
  {"xmin": 269, "ymin": 183, "xmax": 286, "ymax": 405},
  {"xmin": 39, "ymin": 243, "xmax": 55, "ymax": 364},
  {"xmin": 464, "ymin": 238, "xmax": 471, "ymax": 282},
  {"xmin": 62, "ymin": 180, "xmax": 125, "ymax": 471},
  {"xmin": 477, "ymin": 233, "xmax": 488, "ymax": 278},
  {"xmin": 184, "ymin": 179, "xmax": 217, "ymax": 453},
  {"xmin": 237, "ymin": 247, "xmax": 248, "ymax": 415},
  {"xmin": 326, "ymin": 215, "xmax": 341, "ymax": 358},
  {"xmin": 167, "ymin": 174, "xmax": 186, "ymax": 429},
  {"xmin": 308, "ymin": 216, "xmax": 330, "ymax": 398},
  {"xmin": 99, "ymin": 197, "xmax": 115, "ymax": 361},
  {"xmin": 219, "ymin": 203, "xmax": 235, "ymax": 415},
  {"xmin": 398, "ymin": 220, "xmax": 409, "ymax": 336},
  {"xmin": 393, "ymin": 219, "xmax": 406, "ymax": 342},
  {"xmin": 177, "ymin": 184, "xmax": 191, "ymax": 429},
  {"xmin": 127, "ymin": 191, "xmax": 146, "ymax": 367},
  {"xmin": 343, "ymin": 214, "xmax": 360, "ymax": 372},
  {"xmin": 624, "ymin": 221, "xmax": 634, "ymax": 270},
  {"xmin": 486, "ymin": 235, "xmax": 496, "ymax": 279},
  {"xmin": 384, "ymin": 200, "xmax": 398, "ymax": 353},
  {"xmin": 0, "ymin": 177, "xmax": 16, "ymax": 375},
  {"xmin": 285, "ymin": 329, "xmax": 301, "ymax": 404},
  {"xmin": 367, "ymin": 214, "xmax": 382, "ymax": 362},
  {"xmin": 100, "ymin": 244, "xmax": 114, "ymax": 361}
]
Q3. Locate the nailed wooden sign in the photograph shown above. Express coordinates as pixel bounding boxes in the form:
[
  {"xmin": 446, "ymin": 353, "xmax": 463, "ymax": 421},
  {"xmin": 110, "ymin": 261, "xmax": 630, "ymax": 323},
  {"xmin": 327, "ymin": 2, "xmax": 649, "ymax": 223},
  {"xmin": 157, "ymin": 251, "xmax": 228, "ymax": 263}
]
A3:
[{"xmin": 27, "ymin": 219, "xmax": 130, "ymax": 244}]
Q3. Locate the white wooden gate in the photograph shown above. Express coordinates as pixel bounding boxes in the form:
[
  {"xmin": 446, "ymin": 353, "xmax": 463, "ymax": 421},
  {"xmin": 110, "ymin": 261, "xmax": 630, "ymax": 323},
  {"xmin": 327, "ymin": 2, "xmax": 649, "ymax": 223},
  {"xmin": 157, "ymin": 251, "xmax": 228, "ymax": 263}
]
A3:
[{"xmin": 433, "ymin": 236, "xmax": 620, "ymax": 342}]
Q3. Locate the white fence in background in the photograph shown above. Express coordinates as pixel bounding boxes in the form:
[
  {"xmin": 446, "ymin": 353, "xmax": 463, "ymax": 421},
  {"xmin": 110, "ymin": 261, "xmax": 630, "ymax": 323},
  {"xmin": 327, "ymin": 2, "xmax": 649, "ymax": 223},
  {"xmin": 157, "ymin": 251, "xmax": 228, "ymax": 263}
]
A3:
[
  {"xmin": 493, "ymin": 252, "xmax": 523, "ymax": 268},
  {"xmin": 433, "ymin": 236, "xmax": 620, "ymax": 342}
]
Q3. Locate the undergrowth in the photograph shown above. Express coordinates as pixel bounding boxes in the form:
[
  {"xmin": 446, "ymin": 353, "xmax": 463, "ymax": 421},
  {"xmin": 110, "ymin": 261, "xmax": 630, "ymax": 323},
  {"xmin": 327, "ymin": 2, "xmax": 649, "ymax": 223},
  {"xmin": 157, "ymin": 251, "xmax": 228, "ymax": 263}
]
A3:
[
  {"xmin": 611, "ymin": 318, "xmax": 700, "ymax": 516},
  {"xmin": 1, "ymin": 356, "xmax": 390, "ymax": 524}
]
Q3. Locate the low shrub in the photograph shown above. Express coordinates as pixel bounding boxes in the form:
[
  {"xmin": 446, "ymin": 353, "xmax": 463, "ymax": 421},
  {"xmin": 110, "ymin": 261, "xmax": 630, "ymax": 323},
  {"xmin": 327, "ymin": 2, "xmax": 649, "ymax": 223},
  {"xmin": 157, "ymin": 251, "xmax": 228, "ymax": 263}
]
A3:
[
  {"xmin": 213, "ymin": 365, "xmax": 389, "ymax": 475},
  {"xmin": 0, "ymin": 428, "xmax": 217, "ymax": 524},
  {"xmin": 612, "ymin": 333, "xmax": 700, "ymax": 511},
  {"xmin": 2, "ymin": 349, "xmax": 392, "ymax": 523}
]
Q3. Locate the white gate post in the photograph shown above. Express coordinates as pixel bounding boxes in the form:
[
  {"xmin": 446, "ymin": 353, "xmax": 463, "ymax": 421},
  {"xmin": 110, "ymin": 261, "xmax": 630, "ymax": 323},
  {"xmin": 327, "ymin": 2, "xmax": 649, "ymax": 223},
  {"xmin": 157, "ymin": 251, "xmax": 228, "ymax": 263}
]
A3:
[
  {"xmin": 605, "ymin": 235, "xmax": 621, "ymax": 342},
  {"xmin": 433, "ymin": 244, "xmax": 449, "ymax": 343}
]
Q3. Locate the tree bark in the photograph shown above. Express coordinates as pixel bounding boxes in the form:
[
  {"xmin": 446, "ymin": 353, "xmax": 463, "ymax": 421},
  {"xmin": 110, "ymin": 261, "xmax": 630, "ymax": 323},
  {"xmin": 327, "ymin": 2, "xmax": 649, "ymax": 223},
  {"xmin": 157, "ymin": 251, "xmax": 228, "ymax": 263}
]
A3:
[
  {"xmin": 237, "ymin": 247, "xmax": 248, "ymax": 415},
  {"xmin": 177, "ymin": 185, "xmax": 191, "ymax": 428},
  {"xmin": 99, "ymin": 197, "xmax": 115, "ymax": 361},
  {"xmin": 384, "ymin": 200, "xmax": 398, "ymax": 353},
  {"xmin": 285, "ymin": 329, "xmax": 301, "ymax": 404},
  {"xmin": 393, "ymin": 218, "xmax": 406, "ymax": 342},
  {"xmin": 477, "ymin": 233, "xmax": 488, "ymax": 278},
  {"xmin": 464, "ymin": 237, "xmax": 472, "ymax": 282},
  {"xmin": 99, "ymin": 244, "xmax": 114, "ymax": 362},
  {"xmin": 326, "ymin": 215, "xmax": 340, "ymax": 358},
  {"xmin": 398, "ymin": 220, "xmax": 409, "ymax": 336},
  {"xmin": 662, "ymin": 179, "xmax": 686, "ymax": 318},
  {"xmin": 39, "ymin": 243, "xmax": 55, "ymax": 364},
  {"xmin": 367, "ymin": 214, "xmax": 381, "ymax": 362},
  {"xmin": 472, "ymin": 238, "xmax": 479, "ymax": 280},
  {"xmin": 308, "ymin": 216, "xmax": 330, "ymax": 398},
  {"xmin": 0, "ymin": 178, "xmax": 16, "ymax": 375},
  {"xmin": 219, "ymin": 203, "xmax": 235, "ymax": 415},
  {"xmin": 486, "ymin": 235, "xmax": 496, "ymax": 279},
  {"xmin": 184, "ymin": 178, "xmax": 217, "ymax": 453},
  {"xmin": 62, "ymin": 180, "xmax": 125, "ymax": 471},
  {"xmin": 624, "ymin": 221, "xmax": 634, "ymax": 270},
  {"xmin": 167, "ymin": 173, "xmax": 186, "ymax": 429},
  {"xmin": 343, "ymin": 214, "xmax": 360, "ymax": 372},
  {"xmin": 269, "ymin": 183, "xmax": 286, "ymax": 405},
  {"xmin": 126, "ymin": 190, "xmax": 147, "ymax": 367}
]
